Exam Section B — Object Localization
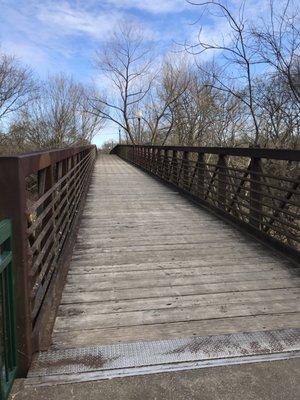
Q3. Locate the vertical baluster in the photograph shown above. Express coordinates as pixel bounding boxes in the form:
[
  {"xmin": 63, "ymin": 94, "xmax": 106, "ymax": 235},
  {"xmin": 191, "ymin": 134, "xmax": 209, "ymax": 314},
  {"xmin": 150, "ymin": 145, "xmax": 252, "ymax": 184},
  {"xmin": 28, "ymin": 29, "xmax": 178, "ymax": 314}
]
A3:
[
  {"xmin": 151, "ymin": 148, "xmax": 157, "ymax": 174},
  {"xmin": 250, "ymin": 157, "xmax": 262, "ymax": 228},
  {"xmin": 156, "ymin": 149, "xmax": 162, "ymax": 176},
  {"xmin": 189, "ymin": 154, "xmax": 196, "ymax": 192},
  {"xmin": 217, "ymin": 154, "xmax": 227, "ymax": 209},
  {"xmin": 65, "ymin": 158, "xmax": 72, "ymax": 235},
  {"xmin": 140, "ymin": 147, "xmax": 143, "ymax": 168},
  {"xmin": 163, "ymin": 149, "xmax": 170, "ymax": 180},
  {"xmin": 56, "ymin": 161, "xmax": 63, "ymax": 256},
  {"xmin": 148, "ymin": 148, "xmax": 152, "ymax": 172},
  {"xmin": 146, "ymin": 147, "xmax": 150, "ymax": 171},
  {"xmin": 182, "ymin": 151, "xmax": 189, "ymax": 189},
  {"xmin": 197, "ymin": 153, "xmax": 205, "ymax": 198},
  {"xmin": 171, "ymin": 150, "xmax": 178, "ymax": 184},
  {"xmin": 139, "ymin": 146, "xmax": 142, "ymax": 166},
  {"xmin": 142, "ymin": 147, "xmax": 146, "ymax": 168}
]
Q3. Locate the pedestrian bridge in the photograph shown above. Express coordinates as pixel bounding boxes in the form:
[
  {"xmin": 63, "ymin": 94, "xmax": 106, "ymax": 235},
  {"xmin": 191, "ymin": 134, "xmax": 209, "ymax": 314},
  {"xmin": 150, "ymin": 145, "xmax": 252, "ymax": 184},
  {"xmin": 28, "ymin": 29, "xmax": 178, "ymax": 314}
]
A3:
[{"xmin": 0, "ymin": 145, "xmax": 299, "ymax": 397}]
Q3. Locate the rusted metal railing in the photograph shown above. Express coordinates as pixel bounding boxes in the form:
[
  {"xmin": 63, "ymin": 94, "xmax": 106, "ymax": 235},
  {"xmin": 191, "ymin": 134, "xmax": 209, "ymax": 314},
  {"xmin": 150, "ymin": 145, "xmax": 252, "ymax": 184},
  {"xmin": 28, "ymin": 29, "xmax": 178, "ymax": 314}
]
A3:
[
  {"xmin": 112, "ymin": 145, "xmax": 300, "ymax": 259},
  {"xmin": 0, "ymin": 145, "xmax": 96, "ymax": 375}
]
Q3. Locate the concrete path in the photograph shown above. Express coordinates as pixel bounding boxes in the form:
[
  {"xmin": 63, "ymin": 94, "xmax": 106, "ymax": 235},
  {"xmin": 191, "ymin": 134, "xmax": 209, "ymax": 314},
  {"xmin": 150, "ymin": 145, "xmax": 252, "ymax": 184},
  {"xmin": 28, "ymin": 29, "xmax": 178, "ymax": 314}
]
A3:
[{"xmin": 11, "ymin": 358, "xmax": 300, "ymax": 400}]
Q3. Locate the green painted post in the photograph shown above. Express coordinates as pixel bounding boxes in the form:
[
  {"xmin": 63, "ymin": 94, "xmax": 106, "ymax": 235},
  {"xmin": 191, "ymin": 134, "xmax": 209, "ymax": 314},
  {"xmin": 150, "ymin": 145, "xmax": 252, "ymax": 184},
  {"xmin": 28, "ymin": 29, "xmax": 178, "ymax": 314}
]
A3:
[{"xmin": 0, "ymin": 219, "xmax": 17, "ymax": 400}]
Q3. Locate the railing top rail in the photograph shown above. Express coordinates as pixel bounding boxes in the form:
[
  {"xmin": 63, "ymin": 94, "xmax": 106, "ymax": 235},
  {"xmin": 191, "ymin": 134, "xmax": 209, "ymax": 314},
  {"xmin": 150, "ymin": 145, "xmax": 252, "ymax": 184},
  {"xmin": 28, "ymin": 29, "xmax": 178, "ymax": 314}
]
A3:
[
  {"xmin": 112, "ymin": 144, "xmax": 300, "ymax": 161},
  {"xmin": 0, "ymin": 145, "xmax": 95, "ymax": 176}
]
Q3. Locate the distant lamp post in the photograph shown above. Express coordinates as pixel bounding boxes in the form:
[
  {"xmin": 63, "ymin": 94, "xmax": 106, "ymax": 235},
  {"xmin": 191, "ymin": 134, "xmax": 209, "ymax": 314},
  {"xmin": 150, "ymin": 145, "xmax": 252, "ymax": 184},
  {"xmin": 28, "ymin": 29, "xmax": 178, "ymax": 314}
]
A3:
[
  {"xmin": 118, "ymin": 127, "xmax": 121, "ymax": 144},
  {"xmin": 136, "ymin": 111, "xmax": 143, "ymax": 144}
]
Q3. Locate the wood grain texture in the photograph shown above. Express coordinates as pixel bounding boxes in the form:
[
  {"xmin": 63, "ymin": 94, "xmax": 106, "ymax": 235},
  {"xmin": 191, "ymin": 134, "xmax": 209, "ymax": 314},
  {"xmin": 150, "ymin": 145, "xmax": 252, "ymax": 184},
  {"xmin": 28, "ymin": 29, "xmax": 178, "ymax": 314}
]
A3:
[{"xmin": 51, "ymin": 154, "xmax": 300, "ymax": 350}]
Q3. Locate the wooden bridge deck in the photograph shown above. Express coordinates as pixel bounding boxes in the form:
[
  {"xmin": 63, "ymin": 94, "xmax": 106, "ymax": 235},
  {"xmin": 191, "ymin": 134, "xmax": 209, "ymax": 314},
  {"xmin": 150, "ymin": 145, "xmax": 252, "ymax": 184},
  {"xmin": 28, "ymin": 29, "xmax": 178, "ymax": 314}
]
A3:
[{"xmin": 49, "ymin": 154, "xmax": 300, "ymax": 351}]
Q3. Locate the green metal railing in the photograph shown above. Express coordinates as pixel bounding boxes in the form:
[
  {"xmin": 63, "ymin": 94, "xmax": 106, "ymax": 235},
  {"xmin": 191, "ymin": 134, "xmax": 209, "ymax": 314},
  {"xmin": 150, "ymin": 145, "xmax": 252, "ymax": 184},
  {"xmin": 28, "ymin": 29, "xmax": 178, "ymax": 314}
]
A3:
[{"xmin": 0, "ymin": 220, "xmax": 17, "ymax": 400}]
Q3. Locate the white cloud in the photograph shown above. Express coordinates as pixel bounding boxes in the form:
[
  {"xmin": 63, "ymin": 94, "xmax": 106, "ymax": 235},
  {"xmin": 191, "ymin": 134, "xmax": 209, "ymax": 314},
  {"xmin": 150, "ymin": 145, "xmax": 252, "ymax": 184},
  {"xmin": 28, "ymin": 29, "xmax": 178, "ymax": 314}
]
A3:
[
  {"xmin": 37, "ymin": 2, "xmax": 122, "ymax": 39},
  {"xmin": 0, "ymin": 0, "xmax": 189, "ymax": 81},
  {"xmin": 1, "ymin": 40, "xmax": 48, "ymax": 67},
  {"xmin": 105, "ymin": 0, "xmax": 188, "ymax": 14}
]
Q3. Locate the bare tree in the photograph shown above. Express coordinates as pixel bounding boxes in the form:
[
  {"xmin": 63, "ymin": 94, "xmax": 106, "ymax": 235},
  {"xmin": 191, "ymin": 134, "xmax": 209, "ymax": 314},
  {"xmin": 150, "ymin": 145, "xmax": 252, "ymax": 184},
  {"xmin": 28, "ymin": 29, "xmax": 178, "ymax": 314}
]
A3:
[
  {"xmin": 91, "ymin": 23, "xmax": 154, "ymax": 144},
  {"xmin": 13, "ymin": 74, "xmax": 104, "ymax": 149},
  {"xmin": 0, "ymin": 51, "xmax": 36, "ymax": 122},
  {"xmin": 252, "ymin": 0, "xmax": 300, "ymax": 103},
  {"xmin": 169, "ymin": 67, "xmax": 215, "ymax": 146},
  {"xmin": 141, "ymin": 60, "xmax": 189, "ymax": 144},
  {"xmin": 254, "ymin": 74, "xmax": 300, "ymax": 148},
  {"xmin": 186, "ymin": 1, "xmax": 262, "ymax": 145}
]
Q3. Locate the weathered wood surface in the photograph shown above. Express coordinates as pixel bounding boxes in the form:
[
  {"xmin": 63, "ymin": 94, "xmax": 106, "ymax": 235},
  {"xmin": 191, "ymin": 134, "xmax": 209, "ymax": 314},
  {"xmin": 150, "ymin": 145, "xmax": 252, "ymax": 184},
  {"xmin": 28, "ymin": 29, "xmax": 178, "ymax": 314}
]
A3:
[{"xmin": 51, "ymin": 154, "xmax": 300, "ymax": 350}]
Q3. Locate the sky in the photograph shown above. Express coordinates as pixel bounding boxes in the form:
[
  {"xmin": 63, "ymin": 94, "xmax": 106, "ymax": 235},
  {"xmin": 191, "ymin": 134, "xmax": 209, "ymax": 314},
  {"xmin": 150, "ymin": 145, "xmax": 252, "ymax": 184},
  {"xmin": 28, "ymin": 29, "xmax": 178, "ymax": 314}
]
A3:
[{"xmin": 0, "ymin": 0, "xmax": 272, "ymax": 146}]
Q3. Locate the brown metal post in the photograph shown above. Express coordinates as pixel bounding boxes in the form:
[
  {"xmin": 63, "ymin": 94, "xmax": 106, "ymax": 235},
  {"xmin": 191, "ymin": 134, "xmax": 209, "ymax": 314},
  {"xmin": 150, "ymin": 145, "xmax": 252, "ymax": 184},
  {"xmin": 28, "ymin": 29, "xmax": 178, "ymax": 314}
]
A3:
[
  {"xmin": 197, "ymin": 153, "xmax": 205, "ymax": 198},
  {"xmin": 140, "ymin": 147, "xmax": 144, "ymax": 168},
  {"xmin": 137, "ymin": 146, "xmax": 141, "ymax": 166},
  {"xmin": 163, "ymin": 149, "xmax": 170, "ymax": 180},
  {"xmin": 141, "ymin": 147, "xmax": 145, "ymax": 168},
  {"xmin": 156, "ymin": 149, "xmax": 162, "ymax": 177},
  {"xmin": 182, "ymin": 151, "xmax": 189, "ymax": 188},
  {"xmin": 148, "ymin": 148, "xmax": 152, "ymax": 171},
  {"xmin": 137, "ymin": 146, "xmax": 140, "ymax": 165},
  {"xmin": 0, "ymin": 157, "xmax": 33, "ymax": 376},
  {"xmin": 146, "ymin": 147, "xmax": 150, "ymax": 170},
  {"xmin": 135, "ymin": 146, "xmax": 139, "ymax": 165},
  {"xmin": 217, "ymin": 154, "xmax": 227, "ymax": 209},
  {"xmin": 171, "ymin": 150, "xmax": 179, "ymax": 183},
  {"xmin": 250, "ymin": 157, "xmax": 262, "ymax": 228},
  {"xmin": 144, "ymin": 147, "xmax": 148, "ymax": 169},
  {"xmin": 151, "ymin": 148, "xmax": 157, "ymax": 173}
]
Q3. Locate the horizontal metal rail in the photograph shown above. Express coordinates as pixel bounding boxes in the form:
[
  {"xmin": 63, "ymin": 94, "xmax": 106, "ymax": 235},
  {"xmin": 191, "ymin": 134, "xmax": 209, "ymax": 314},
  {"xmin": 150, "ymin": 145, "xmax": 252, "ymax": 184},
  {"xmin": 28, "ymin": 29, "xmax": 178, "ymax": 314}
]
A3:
[
  {"xmin": 112, "ymin": 145, "xmax": 300, "ymax": 259},
  {"xmin": 0, "ymin": 145, "xmax": 97, "ymax": 375}
]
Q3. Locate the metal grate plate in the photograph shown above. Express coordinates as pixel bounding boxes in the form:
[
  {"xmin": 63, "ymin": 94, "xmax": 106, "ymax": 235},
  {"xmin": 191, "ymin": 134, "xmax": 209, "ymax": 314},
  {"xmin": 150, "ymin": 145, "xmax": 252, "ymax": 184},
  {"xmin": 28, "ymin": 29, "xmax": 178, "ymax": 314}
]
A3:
[{"xmin": 27, "ymin": 328, "xmax": 300, "ymax": 385}]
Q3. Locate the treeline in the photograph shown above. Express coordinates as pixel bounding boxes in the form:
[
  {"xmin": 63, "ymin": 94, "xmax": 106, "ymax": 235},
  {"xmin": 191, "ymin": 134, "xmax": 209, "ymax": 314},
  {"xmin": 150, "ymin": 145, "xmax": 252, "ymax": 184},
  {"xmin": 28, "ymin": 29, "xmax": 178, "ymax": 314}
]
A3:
[
  {"xmin": 94, "ymin": 0, "xmax": 300, "ymax": 149},
  {"xmin": 0, "ymin": 57, "xmax": 104, "ymax": 155},
  {"xmin": 1, "ymin": 0, "xmax": 299, "ymax": 155}
]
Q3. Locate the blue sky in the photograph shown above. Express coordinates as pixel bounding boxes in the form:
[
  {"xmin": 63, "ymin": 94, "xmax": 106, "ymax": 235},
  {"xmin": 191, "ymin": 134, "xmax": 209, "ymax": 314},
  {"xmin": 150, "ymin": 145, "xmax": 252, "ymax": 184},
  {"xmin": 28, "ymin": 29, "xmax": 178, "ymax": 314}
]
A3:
[{"xmin": 0, "ymin": 0, "xmax": 272, "ymax": 146}]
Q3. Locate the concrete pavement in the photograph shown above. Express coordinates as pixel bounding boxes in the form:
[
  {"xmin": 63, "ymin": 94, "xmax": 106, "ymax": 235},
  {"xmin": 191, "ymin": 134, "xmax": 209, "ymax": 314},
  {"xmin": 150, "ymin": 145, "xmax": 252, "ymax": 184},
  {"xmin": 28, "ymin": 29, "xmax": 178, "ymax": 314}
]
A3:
[{"xmin": 10, "ymin": 358, "xmax": 300, "ymax": 400}]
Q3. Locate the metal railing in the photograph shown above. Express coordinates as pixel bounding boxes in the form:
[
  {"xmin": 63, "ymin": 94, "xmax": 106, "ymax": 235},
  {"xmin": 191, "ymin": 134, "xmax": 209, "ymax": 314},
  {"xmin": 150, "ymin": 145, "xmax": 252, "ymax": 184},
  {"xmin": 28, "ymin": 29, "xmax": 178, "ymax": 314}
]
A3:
[
  {"xmin": 0, "ymin": 145, "xmax": 96, "ymax": 375},
  {"xmin": 112, "ymin": 145, "xmax": 300, "ymax": 259},
  {"xmin": 0, "ymin": 219, "xmax": 17, "ymax": 400}
]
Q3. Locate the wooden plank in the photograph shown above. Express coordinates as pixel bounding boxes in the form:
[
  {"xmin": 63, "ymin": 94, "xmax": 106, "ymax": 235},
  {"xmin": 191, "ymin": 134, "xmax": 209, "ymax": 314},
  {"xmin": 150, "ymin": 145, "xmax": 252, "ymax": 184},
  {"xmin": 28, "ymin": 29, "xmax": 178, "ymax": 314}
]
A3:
[
  {"xmin": 67, "ymin": 263, "xmax": 292, "ymax": 279},
  {"xmin": 68, "ymin": 260, "xmax": 289, "ymax": 275},
  {"xmin": 74, "ymin": 232, "xmax": 247, "ymax": 247},
  {"xmin": 51, "ymin": 313, "xmax": 300, "ymax": 350},
  {"xmin": 54, "ymin": 299, "xmax": 300, "ymax": 332},
  {"xmin": 71, "ymin": 241, "xmax": 266, "ymax": 256},
  {"xmin": 70, "ymin": 248, "xmax": 275, "ymax": 265},
  {"xmin": 61, "ymin": 278, "xmax": 300, "ymax": 304},
  {"xmin": 57, "ymin": 288, "xmax": 300, "ymax": 317},
  {"xmin": 64, "ymin": 270, "xmax": 297, "ymax": 292}
]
